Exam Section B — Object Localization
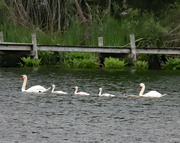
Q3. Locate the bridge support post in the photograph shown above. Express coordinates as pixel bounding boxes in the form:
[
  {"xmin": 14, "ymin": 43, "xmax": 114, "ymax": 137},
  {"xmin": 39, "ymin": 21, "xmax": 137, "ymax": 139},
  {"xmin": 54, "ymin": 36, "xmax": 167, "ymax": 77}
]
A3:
[
  {"xmin": 98, "ymin": 37, "xmax": 103, "ymax": 47},
  {"xmin": 32, "ymin": 34, "xmax": 38, "ymax": 60},
  {"xmin": 0, "ymin": 32, "xmax": 3, "ymax": 42},
  {"xmin": 98, "ymin": 37, "xmax": 104, "ymax": 67},
  {"xmin": 130, "ymin": 34, "xmax": 136, "ymax": 63}
]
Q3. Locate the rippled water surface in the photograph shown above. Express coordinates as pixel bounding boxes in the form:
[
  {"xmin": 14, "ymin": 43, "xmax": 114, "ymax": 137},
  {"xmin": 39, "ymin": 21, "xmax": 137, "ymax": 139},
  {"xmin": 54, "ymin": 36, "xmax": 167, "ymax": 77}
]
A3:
[{"xmin": 0, "ymin": 67, "xmax": 180, "ymax": 143}]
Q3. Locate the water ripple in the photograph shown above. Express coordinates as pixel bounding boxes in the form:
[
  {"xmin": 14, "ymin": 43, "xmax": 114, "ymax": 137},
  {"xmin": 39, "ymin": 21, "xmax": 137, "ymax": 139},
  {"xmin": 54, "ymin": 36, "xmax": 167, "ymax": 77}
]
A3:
[{"xmin": 0, "ymin": 68, "xmax": 180, "ymax": 142}]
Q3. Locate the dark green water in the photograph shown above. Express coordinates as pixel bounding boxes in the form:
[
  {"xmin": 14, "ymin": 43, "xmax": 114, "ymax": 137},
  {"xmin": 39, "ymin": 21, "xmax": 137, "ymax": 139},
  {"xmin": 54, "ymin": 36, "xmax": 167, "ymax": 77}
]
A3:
[{"xmin": 0, "ymin": 67, "xmax": 180, "ymax": 142}]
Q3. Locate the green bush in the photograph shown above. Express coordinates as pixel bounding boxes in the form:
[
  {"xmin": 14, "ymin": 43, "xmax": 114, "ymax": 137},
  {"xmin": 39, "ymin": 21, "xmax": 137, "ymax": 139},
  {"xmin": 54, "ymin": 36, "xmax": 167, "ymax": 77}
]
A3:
[
  {"xmin": 161, "ymin": 58, "xmax": 180, "ymax": 70},
  {"xmin": 104, "ymin": 57, "xmax": 126, "ymax": 69},
  {"xmin": 63, "ymin": 52, "xmax": 99, "ymax": 68},
  {"xmin": 19, "ymin": 57, "xmax": 42, "ymax": 67},
  {"xmin": 39, "ymin": 51, "xmax": 62, "ymax": 66},
  {"xmin": 71, "ymin": 58, "xmax": 99, "ymax": 69},
  {"xmin": 134, "ymin": 61, "xmax": 148, "ymax": 70}
]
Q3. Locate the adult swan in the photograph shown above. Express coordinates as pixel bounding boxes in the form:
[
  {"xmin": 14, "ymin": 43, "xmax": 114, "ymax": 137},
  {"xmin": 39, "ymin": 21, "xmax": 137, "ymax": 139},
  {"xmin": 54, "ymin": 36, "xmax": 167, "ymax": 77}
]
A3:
[
  {"xmin": 20, "ymin": 75, "xmax": 51, "ymax": 93},
  {"xmin": 139, "ymin": 83, "xmax": 166, "ymax": 98}
]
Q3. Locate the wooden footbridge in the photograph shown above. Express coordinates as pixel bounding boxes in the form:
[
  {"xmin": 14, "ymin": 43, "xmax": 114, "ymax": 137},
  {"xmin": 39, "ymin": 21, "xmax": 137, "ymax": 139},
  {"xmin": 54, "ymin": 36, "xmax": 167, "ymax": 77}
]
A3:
[{"xmin": 0, "ymin": 32, "xmax": 180, "ymax": 66}]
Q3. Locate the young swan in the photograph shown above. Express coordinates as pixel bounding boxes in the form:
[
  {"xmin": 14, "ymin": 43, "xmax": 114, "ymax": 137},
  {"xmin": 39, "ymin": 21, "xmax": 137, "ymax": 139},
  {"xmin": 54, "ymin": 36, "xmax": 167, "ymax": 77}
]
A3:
[
  {"xmin": 74, "ymin": 86, "xmax": 90, "ymax": 95},
  {"xmin": 139, "ymin": 83, "xmax": 166, "ymax": 98},
  {"xmin": 123, "ymin": 90, "xmax": 139, "ymax": 98},
  {"xmin": 99, "ymin": 88, "xmax": 115, "ymax": 97},
  {"xmin": 51, "ymin": 84, "xmax": 68, "ymax": 94},
  {"xmin": 20, "ymin": 75, "xmax": 50, "ymax": 93}
]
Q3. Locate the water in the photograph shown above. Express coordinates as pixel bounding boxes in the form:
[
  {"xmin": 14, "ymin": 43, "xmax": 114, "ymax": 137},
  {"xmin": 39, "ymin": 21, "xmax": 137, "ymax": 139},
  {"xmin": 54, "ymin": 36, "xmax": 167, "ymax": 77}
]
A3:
[{"xmin": 0, "ymin": 67, "xmax": 180, "ymax": 143}]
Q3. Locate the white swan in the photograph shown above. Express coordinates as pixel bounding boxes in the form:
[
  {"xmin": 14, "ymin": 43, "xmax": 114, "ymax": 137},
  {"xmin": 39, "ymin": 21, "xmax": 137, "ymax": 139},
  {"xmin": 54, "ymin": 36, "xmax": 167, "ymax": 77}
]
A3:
[
  {"xmin": 139, "ymin": 83, "xmax": 166, "ymax": 98},
  {"xmin": 20, "ymin": 75, "xmax": 51, "ymax": 93},
  {"xmin": 51, "ymin": 84, "xmax": 68, "ymax": 94},
  {"xmin": 123, "ymin": 90, "xmax": 139, "ymax": 98},
  {"xmin": 99, "ymin": 88, "xmax": 115, "ymax": 97},
  {"xmin": 74, "ymin": 86, "xmax": 90, "ymax": 95}
]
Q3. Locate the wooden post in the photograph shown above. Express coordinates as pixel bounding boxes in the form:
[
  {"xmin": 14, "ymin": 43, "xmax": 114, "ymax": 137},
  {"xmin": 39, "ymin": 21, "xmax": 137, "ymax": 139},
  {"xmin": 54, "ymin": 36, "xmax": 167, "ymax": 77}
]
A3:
[
  {"xmin": 130, "ymin": 34, "xmax": 136, "ymax": 63},
  {"xmin": 0, "ymin": 32, "xmax": 4, "ymax": 42},
  {"xmin": 32, "ymin": 33, "xmax": 38, "ymax": 59},
  {"xmin": 98, "ymin": 37, "xmax": 103, "ymax": 47}
]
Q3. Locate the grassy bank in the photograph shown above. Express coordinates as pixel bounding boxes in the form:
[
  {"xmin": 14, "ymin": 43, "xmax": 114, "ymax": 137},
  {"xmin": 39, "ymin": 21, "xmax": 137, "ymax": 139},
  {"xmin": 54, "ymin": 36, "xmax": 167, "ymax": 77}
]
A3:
[{"xmin": 1, "ymin": 1, "xmax": 180, "ymax": 69}]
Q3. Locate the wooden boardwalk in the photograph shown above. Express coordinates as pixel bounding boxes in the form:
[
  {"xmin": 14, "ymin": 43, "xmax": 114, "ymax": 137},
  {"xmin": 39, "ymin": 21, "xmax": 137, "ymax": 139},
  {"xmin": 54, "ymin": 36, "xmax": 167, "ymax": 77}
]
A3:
[
  {"xmin": 0, "ymin": 33, "xmax": 180, "ymax": 62},
  {"xmin": 0, "ymin": 42, "xmax": 180, "ymax": 54}
]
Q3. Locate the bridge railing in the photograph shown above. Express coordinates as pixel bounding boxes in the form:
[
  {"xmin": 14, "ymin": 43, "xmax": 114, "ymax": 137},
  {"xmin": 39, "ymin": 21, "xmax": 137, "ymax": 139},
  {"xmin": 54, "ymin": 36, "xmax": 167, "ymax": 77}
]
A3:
[{"xmin": 1, "ymin": 32, "xmax": 180, "ymax": 63}]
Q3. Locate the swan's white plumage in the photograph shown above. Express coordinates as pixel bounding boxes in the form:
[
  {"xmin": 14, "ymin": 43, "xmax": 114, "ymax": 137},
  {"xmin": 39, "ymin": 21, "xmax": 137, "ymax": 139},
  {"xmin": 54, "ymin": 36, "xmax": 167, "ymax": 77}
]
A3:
[
  {"xmin": 20, "ymin": 75, "xmax": 50, "ymax": 93},
  {"xmin": 99, "ymin": 88, "xmax": 115, "ymax": 97},
  {"xmin": 74, "ymin": 86, "xmax": 90, "ymax": 95},
  {"xmin": 139, "ymin": 83, "xmax": 165, "ymax": 98},
  {"xmin": 51, "ymin": 84, "xmax": 67, "ymax": 94}
]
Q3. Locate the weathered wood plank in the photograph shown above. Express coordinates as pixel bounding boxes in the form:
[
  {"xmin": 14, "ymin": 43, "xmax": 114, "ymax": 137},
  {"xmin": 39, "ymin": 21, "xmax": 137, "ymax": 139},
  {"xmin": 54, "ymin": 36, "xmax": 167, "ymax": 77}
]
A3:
[
  {"xmin": 0, "ymin": 42, "xmax": 180, "ymax": 55},
  {"xmin": 130, "ymin": 34, "xmax": 136, "ymax": 62},
  {"xmin": 0, "ymin": 42, "xmax": 32, "ymax": 46},
  {"xmin": 32, "ymin": 34, "xmax": 38, "ymax": 59},
  {"xmin": 136, "ymin": 48, "xmax": 180, "ymax": 55},
  {"xmin": 0, "ymin": 45, "xmax": 31, "ymax": 51},
  {"xmin": 38, "ymin": 45, "xmax": 131, "ymax": 53}
]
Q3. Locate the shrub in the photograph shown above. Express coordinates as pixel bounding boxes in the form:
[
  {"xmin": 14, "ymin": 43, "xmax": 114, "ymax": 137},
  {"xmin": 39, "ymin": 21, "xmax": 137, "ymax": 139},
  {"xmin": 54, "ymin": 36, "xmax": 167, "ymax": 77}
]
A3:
[
  {"xmin": 71, "ymin": 58, "xmax": 99, "ymax": 69},
  {"xmin": 161, "ymin": 58, "xmax": 180, "ymax": 70},
  {"xmin": 104, "ymin": 57, "xmax": 126, "ymax": 69},
  {"xmin": 134, "ymin": 61, "xmax": 148, "ymax": 70},
  {"xmin": 39, "ymin": 51, "xmax": 62, "ymax": 66},
  {"xmin": 63, "ymin": 52, "xmax": 99, "ymax": 68},
  {"xmin": 19, "ymin": 57, "xmax": 42, "ymax": 67}
]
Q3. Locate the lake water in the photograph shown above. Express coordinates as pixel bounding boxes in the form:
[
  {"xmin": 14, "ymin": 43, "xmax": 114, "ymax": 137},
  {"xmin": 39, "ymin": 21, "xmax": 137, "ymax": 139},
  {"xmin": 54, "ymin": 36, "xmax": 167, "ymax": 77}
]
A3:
[{"xmin": 0, "ymin": 67, "xmax": 180, "ymax": 143}]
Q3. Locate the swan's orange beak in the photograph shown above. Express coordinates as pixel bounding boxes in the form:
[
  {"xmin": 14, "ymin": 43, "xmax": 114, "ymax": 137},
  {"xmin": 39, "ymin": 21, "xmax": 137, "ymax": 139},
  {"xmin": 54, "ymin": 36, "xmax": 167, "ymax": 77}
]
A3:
[
  {"xmin": 139, "ymin": 85, "xmax": 141, "ymax": 88},
  {"xmin": 20, "ymin": 76, "xmax": 23, "ymax": 79}
]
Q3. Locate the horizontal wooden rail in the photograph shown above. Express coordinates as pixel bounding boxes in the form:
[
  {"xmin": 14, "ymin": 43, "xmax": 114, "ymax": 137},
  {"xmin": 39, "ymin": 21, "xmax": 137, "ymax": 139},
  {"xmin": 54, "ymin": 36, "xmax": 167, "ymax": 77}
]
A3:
[
  {"xmin": 1, "ymin": 42, "xmax": 180, "ymax": 54},
  {"xmin": 1, "ymin": 33, "xmax": 180, "ymax": 64},
  {"xmin": 0, "ymin": 42, "xmax": 32, "ymax": 51},
  {"xmin": 38, "ymin": 45, "xmax": 131, "ymax": 53},
  {"xmin": 136, "ymin": 47, "xmax": 180, "ymax": 55}
]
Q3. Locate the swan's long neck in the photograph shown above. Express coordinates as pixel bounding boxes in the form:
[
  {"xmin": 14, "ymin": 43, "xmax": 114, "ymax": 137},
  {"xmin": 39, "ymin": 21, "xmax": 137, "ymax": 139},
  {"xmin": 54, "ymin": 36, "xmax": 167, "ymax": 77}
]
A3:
[
  {"xmin": 74, "ymin": 88, "xmax": 78, "ymax": 94},
  {"xmin": 52, "ymin": 86, "xmax": 55, "ymax": 93},
  {"xmin": 99, "ymin": 89, "xmax": 102, "ymax": 96},
  {"xmin": 22, "ymin": 77, "xmax": 27, "ymax": 91},
  {"xmin": 123, "ymin": 91, "xmax": 127, "ymax": 97},
  {"xmin": 139, "ymin": 85, "xmax": 145, "ymax": 96}
]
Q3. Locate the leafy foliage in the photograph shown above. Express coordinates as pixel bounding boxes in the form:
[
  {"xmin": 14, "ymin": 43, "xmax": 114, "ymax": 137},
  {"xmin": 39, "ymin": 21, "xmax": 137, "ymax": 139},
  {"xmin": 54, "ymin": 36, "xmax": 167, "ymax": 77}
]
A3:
[
  {"xmin": 161, "ymin": 58, "xmax": 180, "ymax": 70},
  {"xmin": 104, "ymin": 57, "xmax": 126, "ymax": 69},
  {"xmin": 134, "ymin": 61, "xmax": 149, "ymax": 70},
  {"xmin": 71, "ymin": 58, "xmax": 99, "ymax": 69},
  {"xmin": 63, "ymin": 52, "xmax": 99, "ymax": 68},
  {"xmin": 39, "ymin": 51, "xmax": 62, "ymax": 66},
  {"xmin": 19, "ymin": 57, "xmax": 41, "ymax": 67},
  {"xmin": 1, "ymin": 1, "xmax": 180, "ymax": 69}
]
